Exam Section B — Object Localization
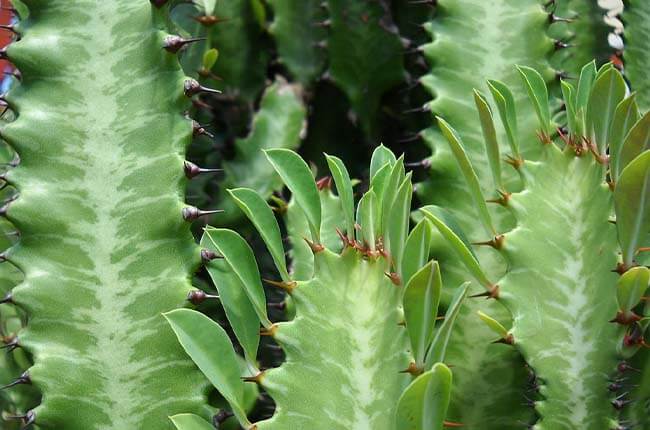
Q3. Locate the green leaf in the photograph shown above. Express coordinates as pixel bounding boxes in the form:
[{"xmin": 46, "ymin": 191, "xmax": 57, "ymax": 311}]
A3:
[
  {"xmin": 616, "ymin": 266, "xmax": 650, "ymax": 318},
  {"xmin": 576, "ymin": 61, "xmax": 597, "ymax": 113},
  {"xmin": 586, "ymin": 68, "xmax": 627, "ymax": 153},
  {"xmin": 619, "ymin": 112, "xmax": 650, "ymax": 179},
  {"xmin": 202, "ymin": 48, "xmax": 219, "ymax": 71},
  {"xmin": 250, "ymin": 0, "xmax": 267, "ymax": 28},
  {"xmin": 203, "ymin": 228, "xmax": 271, "ymax": 327},
  {"xmin": 401, "ymin": 219, "xmax": 433, "ymax": 287},
  {"xmin": 370, "ymin": 163, "xmax": 391, "ymax": 206},
  {"xmin": 516, "ymin": 65, "xmax": 551, "ymax": 136},
  {"xmin": 325, "ymin": 154, "xmax": 355, "ymax": 236},
  {"xmin": 395, "ymin": 363, "xmax": 453, "ymax": 430},
  {"xmin": 265, "ymin": 148, "xmax": 322, "ymax": 243},
  {"xmin": 356, "ymin": 190, "xmax": 379, "ymax": 251},
  {"xmin": 437, "ymin": 116, "xmax": 495, "ymax": 237},
  {"xmin": 165, "ymin": 310, "xmax": 251, "ymax": 427},
  {"xmin": 403, "ymin": 261, "xmax": 442, "ymax": 365},
  {"xmin": 473, "ymin": 89, "xmax": 502, "ymax": 190},
  {"xmin": 170, "ymin": 414, "xmax": 215, "ymax": 430},
  {"xmin": 487, "ymin": 79, "xmax": 519, "ymax": 158},
  {"xmin": 199, "ymin": 242, "xmax": 260, "ymax": 366},
  {"xmin": 609, "ymin": 95, "xmax": 641, "ymax": 182},
  {"xmin": 380, "ymin": 156, "xmax": 406, "ymax": 236},
  {"xmin": 370, "ymin": 144, "xmax": 397, "ymax": 179},
  {"xmin": 386, "ymin": 176, "xmax": 413, "ymax": 273},
  {"xmin": 228, "ymin": 188, "xmax": 289, "ymax": 281},
  {"xmin": 425, "ymin": 282, "xmax": 470, "ymax": 368},
  {"xmin": 561, "ymin": 80, "xmax": 577, "ymax": 136},
  {"xmin": 477, "ymin": 311, "xmax": 510, "ymax": 340},
  {"xmin": 201, "ymin": 0, "xmax": 218, "ymax": 14},
  {"xmin": 615, "ymin": 151, "xmax": 650, "ymax": 266}
]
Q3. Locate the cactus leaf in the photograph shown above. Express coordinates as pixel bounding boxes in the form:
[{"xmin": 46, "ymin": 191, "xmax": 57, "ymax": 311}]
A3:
[
  {"xmin": 395, "ymin": 363, "xmax": 453, "ymax": 430},
  {"xmin": 386, "ymin": 175, "xmax": 413, "ymax": 273},
  {"xmin": 425, "ymin": 282, "xmax": 470, "ymax": 369},
  {"xmin": 609, "ymin": 95, "xmax": 641, "ymax": 182},
  {"xmin": 401, "ymin": 219, "xmax": 433, "ymax": 287},
  {"xmin": 477, "ymin": 311, "xmax": 510, "ymax": 341},
  {"xmin": 203, "ymin": 228, "xmax": 272, "ymax": 327},
  {"xmin": 325, "ymin": 154, "xmax": 355, "ymax": 236},
  {"xmin": 561, "ymin": 80, "xmax": 577, "ymax": 135},
  {"xmin": 370, "ymin": 144, "xmax": 398, "ymax": 179},
  {"xmin": 228, "ymin": 188, "xmax": 290, "ymax": 281},
  {"xmin": 516, "ymin": 65, "xmax": 551, "ymax": 137},
  {"xmin": 487, "ymin": 79, "xmax": 519, "ymax": 159},
  {"xmin": 265, "ymin": 148, "xmax": 322, "ymax": 243},
  {"xmin": 576, "ymin": 61, "xmax": 597, "ymax": 114},
  {"xmin": 615, "ymin": 266, "xmax": 650, "ymax": 319},
  {"xmin": 170, "ymin": 414, "xmax": 215, "ymax": 430},
  {"xmin": 473, "ymin": 89, "xmax": 503, "ymax": 191},
  {"xmin": 614, "ymin": 150, "xmax": 650, "ymax": 266},
  {"xmin": 403, "ymin": 261, "xmax": 442, "ymax": 365},
  {"xmin": 356, "ymin": 189, "xmax": 379, "ymax": 251},
  {"xmin": 202, "ymin": 48, "xmax": 219, "ymax": 71},
  {"xmin": 586, "ymin": 68, "xmax": 628, "ymax": 153},
  {"xmin": 380, "ymin": 157, "xmax": 406, "ymax": 234},
  {"xmin": 436, "ymin": 117, "xmax": 496, "ymax": 237},
  {"xmin": 619, "ymin": 112, "xmax": 650, "ymax": 178},
  {"xmin": 165, "ymin": 310, "xmax": 251, "ymax": 427}
]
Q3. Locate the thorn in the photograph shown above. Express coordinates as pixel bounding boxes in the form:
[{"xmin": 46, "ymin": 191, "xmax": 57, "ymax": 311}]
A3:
[
  {"xmin": 491, "ymin": 334, "xmax": 515, "ymax": 345},
  {"xmin": 187, "ymin": 290, "xmax": 219, "ymax": 305},
  {"xmin": 470, "ymin": 284, "xmax": 500, "ymax": 300},
  {"xmin": 0, "ymin": 293, "xmax": 12, "ymax": 304},
  {"xmin": 472, "ymin": 234, "xmax": 505, "ymax": 250},
  {"xmin": 241, "ymin": 371, "xmax": 265, "ymax": 384},
  {"xmin": 184, "ymin": 79, "xmax": 221, "ymax": 97},
  {"xmin": 7, "ymin": 410, "xmax": 35, "ymax": 428},
  {"xmin": 1, "ymin": 336, "xmax": 18, "ymax": 351},
  {"xmin": 184, "ymin": 161, "xmax": 221, "ymax": 179},
  {"xmin": 385, "ymin": 272, "xmax": 401, "ymax": 286},
  {"xmin": 303, "ymin": 237, "xmax": 324, "ymax": 254},
  {"xmin": 193, "ymin": 15, "xmax": 229, "ymax": 26},
  {"xmin": 316, "ymin": 176, "xmax": 332, "ymax": 191},
  {"xmin": 611, "ymin": 392, "xmax": 632, "ymax": 410},
  {"xmin": 398, "ymin": 134, "xmax": 423, "ymax": 144},
  {"xmin": 260, "ymin": 324, "xmax": 278, "ymax": 337},
  {"xmin": 200, "ymin": 249, "xmax": 222, "ymax": 263},
  {"xmin": 403, "ymin": 105, "xmax": 430, "ymax": 114},
  {"xmin": 486, "ymin": 190, "xmax": 511, "ymax": 206},
  {"xmin": 405, "ymin": 158, "xmax": 431, "ymax": 169},
  {"xmin": 609, "ymin": 311, "xmax": 641, "ymax": 325},
  {"xmin": 554, "ymin": 39, "xmax": 570, "ymax": 50},
  {"xmin": 312, "ymin": 19, "xmax": 331, "ymax": 28},
  {"xmin": 335, "ymin": 228, "xmax": 352, "ymax": 248},
  {"xmin": 399, "ymin": 362, "xmax": 424, "ymax": 376},
  {"xmin": 613, "ymin": 262, "xmax": 630, "ymax": 275},
  {"xmin": 163, "ymin": 35, "xmax": 205, "ymax": 53},
  {"xmin": 263, "ymin": 279, "xmax": 297, "ymax": 294},
  {"xmin": 617, "ymin": 361, "xmax": 639, "ymax": 373},
  {"xmin": 549, "ymin": 13, "xmax": 573, "ymax": 24},
  {"xmin": 1, "ymin": 372, "xmax": 30, "ymax": 390},
  {"xmin": 443, "ymin": 421, "xmax": 464, "ymax": 428},
  {"xmin": 182, "ymin": 206, "xmax": 223, "ymax": 221},
  {"xmin": 192, "ymin": 121, "xmax": 215, "ymax": 138},
  {"xmin": 504, "ymin": 155, "xmax": 524, "ymax": 169}
]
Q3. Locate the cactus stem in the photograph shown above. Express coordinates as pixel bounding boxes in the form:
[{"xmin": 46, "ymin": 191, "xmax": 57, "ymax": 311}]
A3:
[
  {"xmin": 183, "ymin": 79, "xmax": 222, "ymax": 97},
  {"xmin": 184, "ymin": 161, "xmax": 221, "ymax": 179},
  {"xmin": 187, "ymin": 290, "xmax": 219, "ymax": 305},
  {"xmin": 263, "ymin": 278, "xmax": 297, "ymax": 294},
  {"xmin": 385, "ymin": 271, "xmax": 401, "ymax": 286},
  {"xmin": 182, "ymin": 206, "xmax": 223, "ymax": 221},
  {"xmin": 472, "ymin": 234, "xmax": 505, "ymax": 249},
  {"xmin": 163, "ymin": 35, "xmax": 206, "ymax": 53}
]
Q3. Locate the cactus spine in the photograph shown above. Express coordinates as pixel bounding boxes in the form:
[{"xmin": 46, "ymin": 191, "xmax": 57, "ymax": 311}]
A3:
[{"xmin": 0, "ymin": 1, "xmax": 211, "ymax": 427}]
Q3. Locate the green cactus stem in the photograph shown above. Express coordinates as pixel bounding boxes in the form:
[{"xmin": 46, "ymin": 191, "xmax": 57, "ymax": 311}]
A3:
[
  {"xmin": 623, "ymin": 0, "xmax": 650, "ymax": 110},
  {"xmin": 0, "ymin": 1, "xmax": 213, "ymax": 427}
]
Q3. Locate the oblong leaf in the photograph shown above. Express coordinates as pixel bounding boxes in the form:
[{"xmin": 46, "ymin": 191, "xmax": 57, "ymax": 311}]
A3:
[
  {"xmin": 265, "ymin": 148, "xmax": 322, "ymax": 242},
  {"xmin": 170, "ymin": 414, "xmax": 215, "ymax": 430},
  {"xmin": 356, "ymin": 190, "xmax": 379, "ymax": 251},
  {"xmin": 616, "ymin": 266, "xmax": 650, "ymax": 317},
  {"xmin": 386, "ymin": 175, "xmax": 413, "ymax": 273},
  {"xmin": 619, "ymin": 112, "xmax": 650, "ymax": 178},
  {"xmin": 165, "ymin": 309, "xmax": 251, "ymax": 427},
  {"xmin": 404, "ymin": 261, "xmax": 442, "ymax": 365},
  {"xmin": 474, "ymin": 89, "xmax": 502, "ymax": 190},
  {"xmin": 425, "ymin": 282, "xmax": 470, "ymax": 368},
  {"xmin": 203, "ymin": 228, "xmax": 271, "ymax": 327},
  {"xmin": 517, "ymin": 65, "xmax": 551, "ymax": 135},
  {"xmin": 436, "ymin": 117, "xmax": 495, "ymax": 237},
  {"xmin": 325, "ymin": 154, "xmax": 355, "ymax": 237},
  {"xmin": 586, "ymin": 68, "xmax": 627, "ymax": 153},
  {"xmin": 609, "ymin": 95, "xmax": 641, "ymax": 182},
  {"xmin": 487, "ymin": 79, "xmax": 519, "ymax": 158},
  {"xmin": 370, "ymin": 144, "xmax": 397, "ymax": 179},
  {"xmin": 614, "ymin": 150, "xmax": 650, "ymax": 266},
  {"xmin": 380, "ymin": 156, "xmax": 406, "ymax": 236},
  {"xmin": 228, "ymin": 187, "xmax": 289, "ymax": 281},
  {"xmin": 401, "ymin": 219, "xmax": 433, "ymax": 286},
  {"xmin": 561, "ymin": 80, "xmax": 577, "ymax": 136},
  {"xmin": 477, "ymin": 310, "xmax": 509, "ymax": 339},
  {"xmin": 395, "ymin": 363, "xmax": 452, "ymax": 430}
]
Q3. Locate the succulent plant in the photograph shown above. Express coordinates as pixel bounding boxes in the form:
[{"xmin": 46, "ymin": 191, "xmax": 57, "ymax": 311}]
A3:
[
  {"xmin": 622, "ymin": 0, "xmax": 650, "ymax": 110},
  {"xmin": 426, "ymin": 63, "xmax": 649, "ymax": 429},
  {"xmin": 166, "ymin": 147, "xmax": 469, "ymax": 429},
  {"xmin": 0, "ymin": 1, "xmax": 226, "ymax": 428}
]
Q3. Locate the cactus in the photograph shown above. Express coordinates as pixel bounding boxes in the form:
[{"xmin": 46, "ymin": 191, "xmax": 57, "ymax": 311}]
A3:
[
  {"xmin": 623, "ymin": 0, "xmax": 650, "ymax": 110},
  {"xmin": 0, "ymin": 1, "xmax": 216, "ymax": 428},
  {"xmin": 167, "ymin": 147, "xmax": 469, "ymax": 429},
  {"xmin": 427, "ymin": 63, "xmax": 650, "ymax": 429}
]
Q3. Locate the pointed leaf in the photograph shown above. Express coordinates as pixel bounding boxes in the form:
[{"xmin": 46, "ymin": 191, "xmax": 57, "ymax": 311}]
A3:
[
  {"xmin": 165, "ymin": 309, "xmax": 251, "ymax": 427},
  {"xmin": 474, "ymin": 89, "xmax": 502, "ymax": 190},
  {"xmin": 370, "ymin": 144, "xmax": 397, "ymax": 179},
  {"xmin": 614, "ymin": 150, "xmax": 650, "ymax": 266},
  {"xmin": 356, "ymin": 190, "xmax": 379, "ymax": 251},
  {"xmin": 425, "ymin": 282, "xmax": 470, "ymax": 368},
  {"xmin": 609, "ymin": 95, "xmax": 641, "ymax": 182},
  {"xmin": 387, "ymin": 176, "xmax": 413, "ymax": 273},
  {"xmin": 202, "ymin": 48, "xmax": 219, "ymax": 71},
  {"xmin": 325, "ymin": 154, "xmax": 355, "ymax": 237},
  {"xmin": 370, "ymin": 163, "xmax": 391, "ymax": 206},
  {"xmin": 265, "ymin": 148, "xmax": 321, "ymax": 242},
  {"xmin": 228, "ymin": 188, "xmax": 289, "ymax": 281},
  {"xmin": 619, "ymin": 112, "xmax": 650, "ymax": 178},
  {"xmin": 203, "ymin": 228, "xmax": 271, "ymax": 327},
  {"xmin": 437, "ymin": 117, "xmax": 495, "ymax": 237},
  {"xmin": 517, "ymin": 65, "xmax": 551, "ymax": 135},
  {"xmin": 616, "ymin": 266, "xmax": 650, "ymax": 317},
  {"xmin": 477, "ymin": 311, "xmax": 510, "ymax": 339},
  {"xmin": 201, "ymin": 0, "xmax": 218, "ymax": 14},
  {"xmin": 170, "ymin": 414, "xmax": 215, "ymax": 430},
  {"xmin": 401, "ymin": 219, "xmax": 433, "ymax": 286},
  {"xmin": 380, "ymin": 156, "xmax": 406, "ymax": 235},
  {"xmin": 575, "ymin": 61, "xmax": 598, "ymax": 135},
  {"xmin": 404, "ymin": 261, "xmax": 442, "ymax": 365},
  {"xmin": 586, "ymin": 68, "xmax": 627, "ymax": 153},
  {"xmin": 395, "ymin": 363, "xmax": 452, "ymax": 430},
  {"xmin": 561, "ymin": 80, "xmax": 577, "ymax": 136},
  {"xmin": 487, "ymin": 79, "xmax": 519, "ymax": 158}
]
